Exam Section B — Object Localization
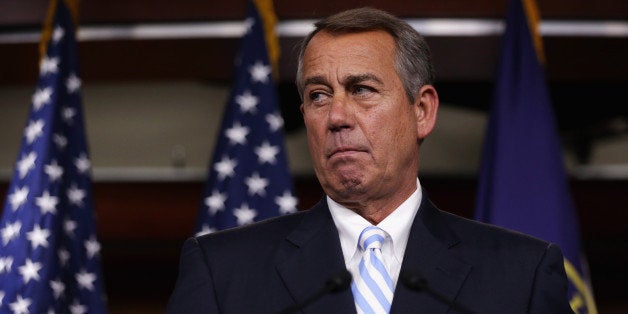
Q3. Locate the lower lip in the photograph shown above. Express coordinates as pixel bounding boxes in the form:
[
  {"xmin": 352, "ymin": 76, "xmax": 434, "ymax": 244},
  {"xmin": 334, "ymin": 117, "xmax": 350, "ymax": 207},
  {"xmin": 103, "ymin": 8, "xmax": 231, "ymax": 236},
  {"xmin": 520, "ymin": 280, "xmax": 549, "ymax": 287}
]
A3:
[{"xmin": 330, "ymin": 150, "xmax": 362, "ymax": 159}]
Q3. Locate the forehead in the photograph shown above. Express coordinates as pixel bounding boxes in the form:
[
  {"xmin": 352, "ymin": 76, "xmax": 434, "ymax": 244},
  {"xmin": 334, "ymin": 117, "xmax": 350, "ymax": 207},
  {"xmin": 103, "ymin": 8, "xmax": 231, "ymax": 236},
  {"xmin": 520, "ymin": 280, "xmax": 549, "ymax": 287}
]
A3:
[{"xmin": 302, "ymin": 30, "xmax": 397, "ymax": 79}]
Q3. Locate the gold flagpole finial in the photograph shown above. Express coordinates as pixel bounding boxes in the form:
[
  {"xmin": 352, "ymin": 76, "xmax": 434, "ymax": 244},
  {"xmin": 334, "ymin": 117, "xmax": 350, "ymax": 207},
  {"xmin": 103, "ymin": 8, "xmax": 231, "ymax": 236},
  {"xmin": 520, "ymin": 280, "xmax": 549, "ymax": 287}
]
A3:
[
  {"xmin": 253, "ymin": 0, "xmax": 281, "ymax": 80},
  {"xmin": 521, "ymin": 0, "xmax": 546, "ymax": 65},
  {"xmin": 39, "ymin": 0, "xmax": 81, "ymax": 61}
]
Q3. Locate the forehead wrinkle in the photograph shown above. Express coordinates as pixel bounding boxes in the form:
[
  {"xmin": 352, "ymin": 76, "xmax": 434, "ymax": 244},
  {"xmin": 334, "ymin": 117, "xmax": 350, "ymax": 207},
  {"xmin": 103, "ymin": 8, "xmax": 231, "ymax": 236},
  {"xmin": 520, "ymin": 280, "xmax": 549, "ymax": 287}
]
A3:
[
  {"xmin": 341, "ymin": 73, "xmax": 384, "ymax": 87},
  {"xmin": 303, "ymin": 75, "xmax": 329, "ymax": 88}
]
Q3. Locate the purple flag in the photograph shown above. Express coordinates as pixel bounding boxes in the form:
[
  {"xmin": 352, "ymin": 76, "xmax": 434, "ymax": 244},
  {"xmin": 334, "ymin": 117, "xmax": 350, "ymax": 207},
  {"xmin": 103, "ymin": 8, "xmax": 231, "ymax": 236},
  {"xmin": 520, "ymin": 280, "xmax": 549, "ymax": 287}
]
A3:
[{"xmin": 475, "ymin": 1, "xmax": 597, "ymax": 313}]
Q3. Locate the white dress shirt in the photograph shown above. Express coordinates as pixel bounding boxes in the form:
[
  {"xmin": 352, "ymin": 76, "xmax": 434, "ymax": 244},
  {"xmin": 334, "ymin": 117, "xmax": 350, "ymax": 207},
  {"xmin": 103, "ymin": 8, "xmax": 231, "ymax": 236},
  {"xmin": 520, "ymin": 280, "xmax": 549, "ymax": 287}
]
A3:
[{"xmin": 328, "ymin": 179, "xmax": 422, "ymax": 289}]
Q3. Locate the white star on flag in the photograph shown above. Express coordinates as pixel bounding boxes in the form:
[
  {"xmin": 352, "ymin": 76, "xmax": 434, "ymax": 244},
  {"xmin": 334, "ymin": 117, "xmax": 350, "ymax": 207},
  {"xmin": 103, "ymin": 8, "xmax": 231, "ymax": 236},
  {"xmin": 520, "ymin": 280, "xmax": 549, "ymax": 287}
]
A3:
[
  {"xmin": 265, "ymin": 112, "xmax": 284, "ymax": 132},
  {"xmin": 9, "ymin": 295, "xmax": 32, "ymax": 314},
  {"xmin": 52, "ymin": 25, "xmax": 65, "ymax": 43},
  {"xmin": 53, "ymin": 133, "xmax": 68, "ymax": 150},
  {"xmin": 85, "ymin": 237, "xmax": 101, "ymax": 259},
  {"xmin": 40, "ymin": 56, "xmax": 60, "ymax": 76},
  {"xmin": 26, "ymin": 224, "xmax": 51, "ymax": 249},
  {"xmin": 225, "ymin": 122, "xmax": 250, "ymax": 145},
  {"xmin": 1, "ymin": 221, "xmax": 21, "ymax": 245},
  {"xmin": 236, "ymin": 90, "xmax": 259, "ymax": 114},
  {"xmin": 0, "ymin": 256, "xmax": 13, "ymax": 273},
  {"xmin": 66, "ymin": 73, "xmax": 81, "ymax": 93},
  {"xmin": 0, "ymin": 291, "xmax": 3, "ymax": 304},
  {"xmin": 8, "ymin": 186, "xmax": 29, "ymax": 211},
  {"xmin": 205, "ymin": 190, "xmax": 227, "ymax": 215},
  {"xmin": 75, "ymin": 269, "xmax": 97, "ymax": 291},
  {"xmin": 44, "ymin": 160, "xmax": 64, "ymax": 182},
  {"xmin": 18, "ymin": 259, "xmax": 42, "ymax": 284},
  {"xmin": 35, "ymin": 190, "xmax": 59, "ymax": 215},
  {"xmin": 50, "ymin": 279, "xmax": 65, "ymax": 299},
  {"xmin": 62, "ymin": 106, "xmax": 77, "ymax": 124},
  {"xmin": 243, "ymin": 17, "xmax": 255, "ymax": 34},
  {"xmin": 58, "ymin": 248, "xmax": 71, "ymax": 267},
  {"xmin": 195, "ymin": 224, "xmax": 217, "ymax": 237},
  {"xmin": 234, "ymin": 203, "xmax": 257, "ymax": 226},
  {"xmin": 214, "ymin": 156, "xmax": 237, "ymax": 181},
  {"xmin": 74, "ymin": 153, "xmax": 91, "ymax": 174},
  {"xmin": 24, "ymin": 119, "xmax": 45, "ymax": 144},
  {"xmin": 249, "ymin": 61, "xmax": 271, "ymax": 83},
  {"xmin": 245, "ymin": 172, "xmax": 269, "ymax": 196},
  {"xmin": 64, "ymin": 219, "xmax": 77, "ymax": 237},
  {"xmin": 255, "ymin": 141, "xmax": 279, "ymax": 164},
  {"xmin": 69, "ymin": 300, "xmax": 88, "ymax": 314},
  {"xmin": 67, "ymin": 184, "xmax": 86, "ymax": 207},
  {"xmin": 17, "ymin": 152, "xmax": 37, "ymax": 179},
  {"xmin": 32, "ymin": 87, "xmax": 53, "ymax": 111},
  {"xmin": 275, "ymin": 191, "xmax": 298, "ymax": 214}
]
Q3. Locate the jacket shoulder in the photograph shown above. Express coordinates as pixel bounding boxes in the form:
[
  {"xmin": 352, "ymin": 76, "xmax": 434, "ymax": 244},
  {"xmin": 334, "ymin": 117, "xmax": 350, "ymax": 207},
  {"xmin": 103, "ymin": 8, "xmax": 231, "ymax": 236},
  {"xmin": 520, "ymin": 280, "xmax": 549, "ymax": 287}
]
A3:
[
  {"xmin": 195, "ymin": 210, "xmax": 308, "ymax": 252},
  {"xmin": 438, "ymin": 208, "xmax": 554, "ymax": 252}
]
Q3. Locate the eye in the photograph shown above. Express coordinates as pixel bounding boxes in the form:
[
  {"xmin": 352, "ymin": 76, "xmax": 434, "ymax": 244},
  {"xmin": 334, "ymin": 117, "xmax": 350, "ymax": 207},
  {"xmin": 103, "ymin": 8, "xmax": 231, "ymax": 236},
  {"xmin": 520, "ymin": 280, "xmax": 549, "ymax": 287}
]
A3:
[
  {"xmin": 352, "ymin": 85, "xmax": 375, "ymax": 96},
  {"xmin": 308, "ymin": 90, "xmax": 330, "ymax": 104},
  {"xmin": 309, "ymin": 91, "xmax": 322, "ymax": 101}
]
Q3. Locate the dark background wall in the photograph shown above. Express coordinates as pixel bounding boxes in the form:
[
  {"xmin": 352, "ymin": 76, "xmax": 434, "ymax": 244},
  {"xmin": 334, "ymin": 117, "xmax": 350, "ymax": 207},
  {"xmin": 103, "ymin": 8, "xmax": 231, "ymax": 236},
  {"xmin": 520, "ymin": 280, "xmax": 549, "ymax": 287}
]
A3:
[{"xmin": 1, "ymin": 0, "xmax": 627, "ymax": 312}]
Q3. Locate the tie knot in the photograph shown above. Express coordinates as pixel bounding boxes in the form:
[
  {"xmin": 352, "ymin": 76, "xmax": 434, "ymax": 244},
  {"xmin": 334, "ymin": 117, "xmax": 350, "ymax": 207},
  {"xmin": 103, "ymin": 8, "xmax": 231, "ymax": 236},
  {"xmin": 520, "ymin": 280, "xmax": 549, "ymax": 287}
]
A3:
[{"xmin": 358, "ymin": 226, "xmax": 386, "ymax": 251}]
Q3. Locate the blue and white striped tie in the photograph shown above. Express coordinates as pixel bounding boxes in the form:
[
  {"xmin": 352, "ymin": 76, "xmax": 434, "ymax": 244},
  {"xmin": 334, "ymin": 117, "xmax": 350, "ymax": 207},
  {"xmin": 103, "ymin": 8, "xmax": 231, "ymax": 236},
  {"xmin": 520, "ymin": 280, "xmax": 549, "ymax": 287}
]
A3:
[{"xmin": 351, "ymin": 226, "xmax": 395, "ymax": 314}]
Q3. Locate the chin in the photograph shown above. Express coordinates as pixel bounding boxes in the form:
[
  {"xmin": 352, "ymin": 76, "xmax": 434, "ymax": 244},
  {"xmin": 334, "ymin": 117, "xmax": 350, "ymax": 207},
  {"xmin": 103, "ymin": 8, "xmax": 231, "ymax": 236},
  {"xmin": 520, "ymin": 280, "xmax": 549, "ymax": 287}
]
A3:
[
  {"xmin": 318, "ymin": 164, "xmax": 372, "ymax": 198},
  {"xmin": 326, "ymin": 175, "xmax": 367, "ymax": 199}
]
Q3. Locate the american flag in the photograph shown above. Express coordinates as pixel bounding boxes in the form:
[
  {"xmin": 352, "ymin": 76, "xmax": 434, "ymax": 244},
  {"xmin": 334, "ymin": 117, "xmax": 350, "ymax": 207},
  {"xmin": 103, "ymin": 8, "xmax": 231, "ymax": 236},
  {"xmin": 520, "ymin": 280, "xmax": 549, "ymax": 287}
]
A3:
[
  {"xmin": 196, "ymin": 0, "xmax": 297, "ymax": 234},
  {"xmin": 0, "ymin": 1, "xmax": 107, "ymax": 313}
]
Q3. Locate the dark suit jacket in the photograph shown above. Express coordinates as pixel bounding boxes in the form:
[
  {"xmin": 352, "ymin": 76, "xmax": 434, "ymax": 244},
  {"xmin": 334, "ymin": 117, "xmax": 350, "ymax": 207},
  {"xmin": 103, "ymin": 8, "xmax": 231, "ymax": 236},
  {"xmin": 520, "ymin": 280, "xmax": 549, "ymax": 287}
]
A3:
[{"xmin": 167, "ymin": 195, "xmax": 573, "ymax": 313}]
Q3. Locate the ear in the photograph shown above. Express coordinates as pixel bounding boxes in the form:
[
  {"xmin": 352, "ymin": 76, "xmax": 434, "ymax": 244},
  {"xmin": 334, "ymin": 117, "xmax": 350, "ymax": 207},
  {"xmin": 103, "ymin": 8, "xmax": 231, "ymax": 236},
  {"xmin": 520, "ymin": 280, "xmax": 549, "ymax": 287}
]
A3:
[{"xmin": 414, "ymin": 84, "xmax": 439, "ymax": 140}]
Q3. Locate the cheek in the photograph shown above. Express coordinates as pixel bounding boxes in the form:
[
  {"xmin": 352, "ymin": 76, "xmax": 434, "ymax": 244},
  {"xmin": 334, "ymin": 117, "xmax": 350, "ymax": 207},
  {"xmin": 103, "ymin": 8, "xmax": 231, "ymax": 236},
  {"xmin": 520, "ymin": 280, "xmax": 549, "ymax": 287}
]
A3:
[
  {"xmin": 306, "ymin": 131, "xmax": 321, "ymax": 154},
  {"xmin": 375, "ymin": 112, "xmax": 416, "ymax": 152},
  {"xmin": 303, "ymin": 109, "xmax": 324, "ymax": 131},
  {"xmin": 304, "ymin": 119, "xmax": 326, "ymax": 157}
]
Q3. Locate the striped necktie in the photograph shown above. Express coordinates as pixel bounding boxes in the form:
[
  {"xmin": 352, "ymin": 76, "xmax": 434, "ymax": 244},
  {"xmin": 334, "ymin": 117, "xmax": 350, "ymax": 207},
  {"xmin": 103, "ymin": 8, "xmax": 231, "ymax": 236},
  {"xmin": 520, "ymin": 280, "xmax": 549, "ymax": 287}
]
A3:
[{"xmin": 351, "ymin": 226, "xmax": 395, "ymax": 314}]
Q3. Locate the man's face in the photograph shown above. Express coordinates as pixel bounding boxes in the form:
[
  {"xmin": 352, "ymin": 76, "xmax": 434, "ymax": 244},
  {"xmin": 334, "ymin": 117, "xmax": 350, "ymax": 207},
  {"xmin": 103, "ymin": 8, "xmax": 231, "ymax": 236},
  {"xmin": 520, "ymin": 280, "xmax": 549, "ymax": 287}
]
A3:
[{"xmin": 300, "ymin": 30, "xmax": 433, "ymax": 208}]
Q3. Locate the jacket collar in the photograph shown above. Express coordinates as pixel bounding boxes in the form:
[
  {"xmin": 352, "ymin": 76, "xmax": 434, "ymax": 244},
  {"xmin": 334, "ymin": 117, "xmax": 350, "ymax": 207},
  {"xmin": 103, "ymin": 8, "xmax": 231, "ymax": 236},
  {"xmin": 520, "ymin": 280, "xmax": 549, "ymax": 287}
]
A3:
[
  {"xmin": 276, "ymin": 193, "xmax": 472, "ymax": 314},
  {"xmin": 391, "ymin": 193, "xmax": 472, "ymax": 313},
  {"xmin": 276, "ymin": 199, "xmax": 357, "ymax": 313}
]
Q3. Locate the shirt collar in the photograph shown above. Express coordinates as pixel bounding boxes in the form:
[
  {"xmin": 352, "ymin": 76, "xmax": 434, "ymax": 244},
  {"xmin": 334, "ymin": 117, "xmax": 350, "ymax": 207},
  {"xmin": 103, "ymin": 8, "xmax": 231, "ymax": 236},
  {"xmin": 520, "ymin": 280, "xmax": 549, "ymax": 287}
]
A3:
[{"xmin": 328, "ymin": 179, "xmax": 423, "ymax": 265}]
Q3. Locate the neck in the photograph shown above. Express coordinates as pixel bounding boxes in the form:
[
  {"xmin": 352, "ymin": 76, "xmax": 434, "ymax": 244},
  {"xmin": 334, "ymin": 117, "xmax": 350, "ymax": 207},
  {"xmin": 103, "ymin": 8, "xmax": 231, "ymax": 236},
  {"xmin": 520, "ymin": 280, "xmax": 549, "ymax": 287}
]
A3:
[{"xmin": 339, "ymin": 178, "xmax": 417, "ymax": 225}]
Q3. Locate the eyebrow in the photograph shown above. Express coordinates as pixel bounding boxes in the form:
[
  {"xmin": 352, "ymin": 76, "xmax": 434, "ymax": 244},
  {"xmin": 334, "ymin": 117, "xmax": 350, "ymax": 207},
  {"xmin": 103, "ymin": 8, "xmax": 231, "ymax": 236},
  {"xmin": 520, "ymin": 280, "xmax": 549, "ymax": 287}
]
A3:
[
  {"xmin": 303, "ymin": 73, "xmax": 384, "ymax": 89},
  {"xmin": 303, "ymin": 76, "xmax": 328, "ymax": 88},
  {"xmin": 342, "ymin": 73, "xmax": 384, "ymax": 87}
]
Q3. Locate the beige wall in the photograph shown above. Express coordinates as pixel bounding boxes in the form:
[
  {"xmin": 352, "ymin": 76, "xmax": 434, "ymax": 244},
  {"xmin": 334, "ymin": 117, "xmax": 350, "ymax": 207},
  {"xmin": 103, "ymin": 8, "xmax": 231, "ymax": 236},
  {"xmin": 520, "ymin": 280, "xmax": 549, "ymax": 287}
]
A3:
[{"xmin": 1, "ymin": 81, "xmax": 627, "ymax": 180}]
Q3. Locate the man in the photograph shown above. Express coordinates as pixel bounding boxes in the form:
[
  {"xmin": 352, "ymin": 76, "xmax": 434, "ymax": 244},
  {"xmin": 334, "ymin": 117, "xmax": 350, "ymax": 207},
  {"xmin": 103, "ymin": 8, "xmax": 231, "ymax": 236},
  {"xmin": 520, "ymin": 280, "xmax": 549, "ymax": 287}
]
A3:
[{"xmin": 168, "ymin": 8, "xmax": 573, "ymax": 313}]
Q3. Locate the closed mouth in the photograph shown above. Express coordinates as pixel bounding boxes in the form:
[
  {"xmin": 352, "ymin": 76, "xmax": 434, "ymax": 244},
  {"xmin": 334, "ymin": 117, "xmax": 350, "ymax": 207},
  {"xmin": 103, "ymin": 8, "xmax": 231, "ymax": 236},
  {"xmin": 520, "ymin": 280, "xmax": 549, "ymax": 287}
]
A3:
[{"xmin": 327, "ymin": 147, "xmax": 366, "ymax": 159}]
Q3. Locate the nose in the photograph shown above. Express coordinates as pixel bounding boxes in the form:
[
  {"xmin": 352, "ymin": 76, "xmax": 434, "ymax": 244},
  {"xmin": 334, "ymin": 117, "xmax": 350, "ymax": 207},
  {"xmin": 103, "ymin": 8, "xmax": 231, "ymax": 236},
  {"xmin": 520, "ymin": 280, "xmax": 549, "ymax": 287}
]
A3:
[{"xmin": 327, "ymin": 94, "xmax": 354, "ymax": 132}]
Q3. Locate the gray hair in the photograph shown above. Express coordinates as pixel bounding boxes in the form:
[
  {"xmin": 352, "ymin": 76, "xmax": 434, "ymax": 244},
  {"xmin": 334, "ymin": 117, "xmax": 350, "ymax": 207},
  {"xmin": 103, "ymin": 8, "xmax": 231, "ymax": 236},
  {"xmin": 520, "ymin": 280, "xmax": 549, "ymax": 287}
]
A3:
[{"xmin": 295, "ymin": 7, "xmax": 436, "ymax": 103}]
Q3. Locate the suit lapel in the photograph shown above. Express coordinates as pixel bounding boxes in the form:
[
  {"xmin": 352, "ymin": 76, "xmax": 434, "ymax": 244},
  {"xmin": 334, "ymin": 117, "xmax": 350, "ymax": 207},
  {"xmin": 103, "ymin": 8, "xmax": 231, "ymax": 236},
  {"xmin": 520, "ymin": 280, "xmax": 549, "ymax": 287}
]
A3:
[
  {"xmin": 276, "ymin": 199, "xmax": 356, "ymax": 314},
  {"xmin": 391, "ymin": 194, "xmax": 472, "ymax": 314}
]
